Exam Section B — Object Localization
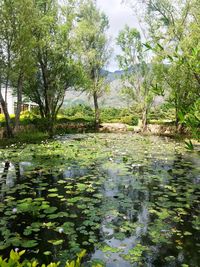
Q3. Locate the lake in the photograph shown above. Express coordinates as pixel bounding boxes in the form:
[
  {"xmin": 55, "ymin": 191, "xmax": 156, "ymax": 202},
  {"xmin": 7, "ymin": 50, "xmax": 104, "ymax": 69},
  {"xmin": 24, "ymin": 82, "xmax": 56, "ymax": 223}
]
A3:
[{"xmin": 0, "ymin": 133, "xmax": 200, "ymax": 266}]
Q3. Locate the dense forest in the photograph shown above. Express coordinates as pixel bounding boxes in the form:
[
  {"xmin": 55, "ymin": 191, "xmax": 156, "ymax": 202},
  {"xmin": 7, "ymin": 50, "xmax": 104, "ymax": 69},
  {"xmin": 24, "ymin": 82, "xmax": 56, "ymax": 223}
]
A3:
[
  {"xmin": 0, "ymin": 0, "xmax": 200, "ymax": 267},
  {"xmin": 0, "ymin": 0, "xmax": 199, "ymax": 140}
]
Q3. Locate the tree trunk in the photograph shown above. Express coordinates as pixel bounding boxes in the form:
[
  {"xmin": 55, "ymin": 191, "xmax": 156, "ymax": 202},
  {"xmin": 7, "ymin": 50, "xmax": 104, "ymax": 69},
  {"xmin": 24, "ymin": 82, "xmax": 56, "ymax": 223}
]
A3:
[
  {"xmin": 175, "ymin": 98, "xmax": 179, "ymax": 130},
  {"xmin": 93, "ymin": 91, "xmax": 100, "ymax": 131},
  {"xmin": 5, "ymin": 81, "xmax": 8, "ymax": 104},
  {"xmin": 47, "ymin": 116, "xmax": 54, "ymax": 137},
  {"xmin": 142, "ymin": 105, "xmax": 148, "ymax": 132},
  {"xmin": 0, "ymin": 88, "xmax": 13, "ymax": 138},
  {"xmin": 14, "ymin": 73, "xmax": 23, "ymax": 132},
  {"xmin": 175, "ymin": 108, "xmax": 179, "ymax": 129},
  {"xmin": 39, "ymin": 56, "xmax": 50, "ymax": 117}
]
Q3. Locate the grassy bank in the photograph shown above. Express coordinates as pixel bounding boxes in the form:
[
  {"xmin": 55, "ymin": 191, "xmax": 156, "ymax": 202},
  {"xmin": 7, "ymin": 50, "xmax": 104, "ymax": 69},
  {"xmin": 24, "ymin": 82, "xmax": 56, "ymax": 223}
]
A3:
[{"xmin": 0, "ymin": 105, "xmax": 198, "ymax": 147}]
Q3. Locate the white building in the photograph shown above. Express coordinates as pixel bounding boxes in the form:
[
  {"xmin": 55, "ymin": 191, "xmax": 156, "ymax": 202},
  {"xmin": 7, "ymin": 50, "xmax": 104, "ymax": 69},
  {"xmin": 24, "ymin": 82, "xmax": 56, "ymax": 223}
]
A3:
[{"xmin": 0, "ymin": 87, "xmax": 37, "ymax": 115}]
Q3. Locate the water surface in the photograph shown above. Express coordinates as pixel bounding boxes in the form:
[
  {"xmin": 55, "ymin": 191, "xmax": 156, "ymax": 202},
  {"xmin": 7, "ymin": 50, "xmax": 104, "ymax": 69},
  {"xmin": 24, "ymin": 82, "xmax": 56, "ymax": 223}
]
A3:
[{"xmin": 0, "ymin": 133, "xmax": 200, "ymax": 266}]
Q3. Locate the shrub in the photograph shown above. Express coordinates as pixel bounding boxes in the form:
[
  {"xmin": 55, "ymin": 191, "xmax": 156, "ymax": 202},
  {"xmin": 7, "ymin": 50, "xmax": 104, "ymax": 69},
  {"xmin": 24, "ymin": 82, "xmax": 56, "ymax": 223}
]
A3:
[
  {"xmin": 0, "ymin": 114, "xmax": 15, "ymax": 127},
  {"xmin": 100, "ymin": 108, "xmax": 139, "ymax": 125},
  {"xmin": 100, "ymin": 108, "xmax": 122, "ymax": 122},
  {"xmin": 62, "ymin": 104, "xmax": 94, "ymax": 118},
  {"xmin": 0, "ymin": 249, "xmax": 88, "ymax": 267},
  {"xmin": 119, "ymin": 115, "xmax": 138, "ymax": 126},
  {"xmin": 149, "ymin": 104, "xmax": 176, "ymax": 121},
  {"xmin": 0, "ymin": 111, "xmax": 40, "ymax": 127}
]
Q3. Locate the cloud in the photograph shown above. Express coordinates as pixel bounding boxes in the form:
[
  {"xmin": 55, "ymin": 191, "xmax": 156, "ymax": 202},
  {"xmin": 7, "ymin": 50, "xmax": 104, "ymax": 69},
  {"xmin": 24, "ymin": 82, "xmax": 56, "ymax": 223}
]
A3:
[{"xmin": 97, "ymin": 0, "xmax": 139, "ymax": 71}]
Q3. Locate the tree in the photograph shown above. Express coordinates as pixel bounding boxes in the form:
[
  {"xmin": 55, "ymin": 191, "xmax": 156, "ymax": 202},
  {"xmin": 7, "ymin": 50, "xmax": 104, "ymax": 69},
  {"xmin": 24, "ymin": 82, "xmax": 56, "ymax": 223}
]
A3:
[
  {"xmin": 75, "ymin": 0, "xmax": 111, "ymax": 130},
  {"xmin": 24, "ymin": 0, "xmax": 85, "ymax": 135},
  {"xmin": 148, "ymin": 0, "xmax": 199, "ymax": 128},
  {"xmin": 125, "ymin": 0, "xmax": 200, "ymax": 132},
  {"xmin": 0, "ymin": 0, "xmax": 36, "ymax": 135},
  {"xmin": 116, "ymin": 25, "xmax": 154, "ymax": 131},
  {"xmin": 9, "ymin": 0, "xmax": 36, "ymax": 132},
  {"xmin": 0, "ymin": 0, "xmax": 15, "ymax": 137}
]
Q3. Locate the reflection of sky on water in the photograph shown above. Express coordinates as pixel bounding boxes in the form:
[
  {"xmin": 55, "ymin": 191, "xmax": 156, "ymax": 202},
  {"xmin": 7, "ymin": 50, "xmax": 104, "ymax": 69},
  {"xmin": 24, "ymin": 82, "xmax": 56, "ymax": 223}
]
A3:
[{"xmin": 0, "ymin": 134, "xmax": 200, "ymax": 266}]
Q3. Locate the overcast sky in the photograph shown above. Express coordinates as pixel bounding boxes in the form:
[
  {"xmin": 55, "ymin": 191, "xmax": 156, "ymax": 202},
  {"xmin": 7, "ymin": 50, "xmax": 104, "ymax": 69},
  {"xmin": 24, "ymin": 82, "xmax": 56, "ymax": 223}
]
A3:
[{"xmin": 96, "ymin": 0, "xmax": 139, "ymax": 71}]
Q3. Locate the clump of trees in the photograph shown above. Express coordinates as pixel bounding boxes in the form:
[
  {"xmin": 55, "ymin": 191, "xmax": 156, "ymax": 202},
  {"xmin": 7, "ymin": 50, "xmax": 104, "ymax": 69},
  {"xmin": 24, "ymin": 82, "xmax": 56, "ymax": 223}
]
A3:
[
  {"xmin": 122, "ymin": 0, "xmax": 200, "ymax": 136},
  {"xmin": 0, "ymin": 0, "xmax": 199, "ymax": 138},
  {"xmin": 116, "ymin": 25, "xmax": 155, "ymax": 131},
  {"xmin": 0, "ymin": 0, "xmax": 110, "ymax": 136},
  {"xmin": 75, "ymin": 0, "xmax": 111, "ymax": 130}
]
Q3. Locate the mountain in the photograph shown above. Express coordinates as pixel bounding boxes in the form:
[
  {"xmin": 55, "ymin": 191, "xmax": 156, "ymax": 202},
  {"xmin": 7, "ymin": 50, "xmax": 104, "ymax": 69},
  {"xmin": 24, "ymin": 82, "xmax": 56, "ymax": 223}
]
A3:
[
  {"xmin": 101, "ymin": 69, "xmax": 124, "ymax": 82},
  {"xmin": 63, "ymin": 68, "xmax": 164, "ymax": 108},
  {"xmin": 64, "ymin": 70, "xmax": 127, "ymax": 108}
]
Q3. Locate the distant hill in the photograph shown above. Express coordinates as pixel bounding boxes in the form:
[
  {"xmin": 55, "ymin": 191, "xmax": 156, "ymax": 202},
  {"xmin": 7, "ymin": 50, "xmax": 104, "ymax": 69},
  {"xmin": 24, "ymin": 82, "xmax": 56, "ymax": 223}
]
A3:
[
  {"xmin": 103, "ymin": 69, "xmax": 124, "ymax": 82},
  {"xmin": 63, "ymin": 67, "xmax": 164, "ymax": 108},
  {"xmin": 64, "ymin": 70, "xmax": 127, "ymax": 108}
]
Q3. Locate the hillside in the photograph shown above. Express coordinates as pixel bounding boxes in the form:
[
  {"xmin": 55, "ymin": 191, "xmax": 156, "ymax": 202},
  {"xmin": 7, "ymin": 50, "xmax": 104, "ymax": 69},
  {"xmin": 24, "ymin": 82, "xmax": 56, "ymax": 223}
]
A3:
[{"xmin": 64, "ymin": 70, "xmax": 128, "ymax": 108}]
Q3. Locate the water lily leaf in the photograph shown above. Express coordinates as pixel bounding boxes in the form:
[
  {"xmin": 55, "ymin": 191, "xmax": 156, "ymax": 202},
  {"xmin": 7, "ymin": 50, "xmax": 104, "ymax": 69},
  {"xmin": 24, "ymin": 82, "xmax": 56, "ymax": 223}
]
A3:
[
  {"xmin": 44, "ymin": 206, "xmax": 58, "ymax": 214},
  {"xmin": 48, "ymin": 239, "xmax": 64, "ymax": 246},
  {"xmin": 47, "ymin": 193, "xmax": 59, "ymax": 198},
  {"xmin": 22, "ymin": 239, "xmax": 38, "ymax": 248},
  {"xmin": 43, "ymin": 251, "xmax": 52, "ymax": 255},
  {"xmin": 48, "ymin": 188, "xmax": 58, "ymax": 193}
]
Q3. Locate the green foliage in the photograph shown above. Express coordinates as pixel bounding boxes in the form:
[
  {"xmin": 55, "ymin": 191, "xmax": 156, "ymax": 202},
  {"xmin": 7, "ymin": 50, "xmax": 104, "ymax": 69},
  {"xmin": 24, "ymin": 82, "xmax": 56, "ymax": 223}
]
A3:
[
  {"xmin": 100, "ymin": 108, "xmax": 138, "ymax": 125},
  {"xmin": 148, "ymin": 103, "xmax": 176, "ymax": 122},
  {"xmin": 184, "ymin": 99, "xmax": 200, "ymax": 140},
  {"xmin": 0, "ymin": 0, "xmax": 89, "ymax": 136},
  {"xmin": 184, "ymin": 140, "xmax": 194, "ymax": 151},
  {"xmin": 0, "ymin": 130, "xmax": 48, "ymax": 147},
  {"xmin": 0, "ymin": 134, "xmax": 199, "ymax": 266},
  {"xmin": 60, "ymin": 104, "xmax": 94, "ymax": 122},
  {"xmin": 137, "ymin": 0, "xmax": 200, "ymax": 135},
  {"xmin": 116, "ymin": 25, "xmax": 141, "ymax": 70},
  {"xmin": 116, "ymin": 25, "xmax": 155, "ymax": 131},
  {"xmin": 60, "ymin": 106, "xmax": 139, "ymax": 125},
  {"xmin": 121, "ymin": 244, "xmax": 148, "ymax": 264},
  {"xmin": 0, "ymin": 249, "xmax": 87, "ymax": 267},
  {"xmin": 75, "ymin": 0, "xmax": 111, "ymax": 128}
]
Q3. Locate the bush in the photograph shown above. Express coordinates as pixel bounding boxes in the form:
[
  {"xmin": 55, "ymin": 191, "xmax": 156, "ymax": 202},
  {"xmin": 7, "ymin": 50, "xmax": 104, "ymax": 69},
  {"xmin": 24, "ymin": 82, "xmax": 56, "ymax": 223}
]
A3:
[
  {"xmin": 100, "ymin": 108, "xmax": 138, "ymax": 125},
  {"xmin": 0, "ymin": 111, "xmax": 40, "ymax": 127},
  {"xmin": 0, "ymin": 106, "xmax": 139, "ymax": 129},
  {"xmin": 62, "ymin": 104, "xmax": 94, "ymax": 118},
  {"xmin": 118, "ymin": 115, "xmax": 138, "ymax": 126},
  {"xmin": 56, "ymin": 117, "xmax": 71, "ymax": 124},
  {"xmin": 0, "ymin": 130, "xmax": 49, "ymax": 147},
  {"xmin": 149, "ymin": 104, "xmax": 176, "ymax": 121},
  {"xmin": 0, "ymin": 249, "xmax": 102, "ymax": 267},
  {"xmin": 100, "ymin": 108, "xmax": 122, "ymax": 121},
  {"xmin": 0, "ymin": 114, "xmax": 15, "ymax": 127}
]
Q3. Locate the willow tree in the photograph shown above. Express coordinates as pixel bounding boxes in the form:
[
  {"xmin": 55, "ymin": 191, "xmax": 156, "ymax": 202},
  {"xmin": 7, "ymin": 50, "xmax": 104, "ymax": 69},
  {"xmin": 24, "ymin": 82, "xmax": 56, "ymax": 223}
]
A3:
[
  {"xmin": 0, "ymin": 0, "xmax": 13, "ymax": 137},
  {"xmin": 116, "ymin": 25, "xmax": 154, "ymax": 131},
  {"xmin": 142, "ymin": 0, "xmax": 199, "ymax": 128},
  {"xmin": 0, "ymin": 0, "xmax": 36, "ymax": 136},
  {"xmin": 75, "ymin": 0, "xmax": 110, "ymax": 130},
  {"xmin": 125, "ymin": 0, "xmax": 200, "ymax": 131},
  {"xmin": 11, "ymin": 0, "xmax": 36, "ymax": 132},
  {"xmin": 24, "ymin": 0, "xmax": 84, "ymax": 135}
]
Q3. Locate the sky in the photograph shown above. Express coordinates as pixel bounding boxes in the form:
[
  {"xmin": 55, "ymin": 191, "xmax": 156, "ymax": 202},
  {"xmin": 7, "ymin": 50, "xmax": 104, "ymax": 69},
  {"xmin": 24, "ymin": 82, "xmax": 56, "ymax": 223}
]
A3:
[{"xmin": 96, "ymin": 0, "xmax": 140, "ymax": 71}]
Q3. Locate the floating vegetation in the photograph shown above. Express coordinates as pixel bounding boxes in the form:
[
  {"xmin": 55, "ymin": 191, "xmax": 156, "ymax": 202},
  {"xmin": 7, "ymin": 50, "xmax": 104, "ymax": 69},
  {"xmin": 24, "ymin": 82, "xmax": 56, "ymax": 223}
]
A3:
[{"xmin": 0, "ymin": 133, "xmax": 200, "ymax": 266}]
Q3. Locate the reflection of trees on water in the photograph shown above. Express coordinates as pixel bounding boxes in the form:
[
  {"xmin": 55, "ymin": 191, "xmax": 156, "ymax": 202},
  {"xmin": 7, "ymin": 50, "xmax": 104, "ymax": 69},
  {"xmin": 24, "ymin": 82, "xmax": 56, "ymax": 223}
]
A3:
[
  {"xmin": 147, "ymin": 153, "xmax": 200, "ymax": 266},
  {"xmin": 98, "ymin": 164, "xmax": 150, "ymax": 266},
  {"xmin": 0, "ymin": 161, "xmax": 34, "ymax": 200},
  {"xmin": 0, "ymin": 135, "xmax": 199, "ymax": 267},
  {"xmin": 98, "ymin": 151, "xmax": 200, "ymax": 266},
  {"xmin": 0, "ymin": 158, "xmax": 104, "ymax": 264},
  {"xmin": 1, "ymin": 161, "xmax": 16, "ymax": 200}
]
